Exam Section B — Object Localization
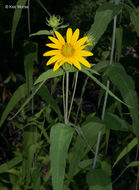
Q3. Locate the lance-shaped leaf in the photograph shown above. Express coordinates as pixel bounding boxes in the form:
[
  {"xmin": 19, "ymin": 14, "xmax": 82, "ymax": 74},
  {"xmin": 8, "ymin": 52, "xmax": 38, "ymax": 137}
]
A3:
[{"xmin": 50, "ymin": 123, "xmax": 74, "ymax": 190}]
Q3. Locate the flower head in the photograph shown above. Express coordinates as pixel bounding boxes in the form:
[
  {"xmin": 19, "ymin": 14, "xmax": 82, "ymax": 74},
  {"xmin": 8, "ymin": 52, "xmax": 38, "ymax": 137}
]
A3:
[
  {"xmin": 46, "ymin": 15, "xmax": 63, "ymax": 28},
  {"xmin": 43, "ymin": 28, "xmax": 93, "ymax": 71}
]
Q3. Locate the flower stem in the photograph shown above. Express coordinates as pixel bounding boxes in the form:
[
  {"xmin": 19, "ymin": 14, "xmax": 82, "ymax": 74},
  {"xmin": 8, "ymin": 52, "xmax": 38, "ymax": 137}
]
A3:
[
  {"xmin": 65, "ymin": 72, "xmax": 69, "ymax": 125},
  {"xmin": 92, "ymin": 0, "xmax": 120, "ymax": 169},
  {"xmin": 68, "ymin": 72, "xmax": 78, "ymax": 121},
  {"xmin": 62, "ymin": 74, "xmax": 66, "ymax": 121}
]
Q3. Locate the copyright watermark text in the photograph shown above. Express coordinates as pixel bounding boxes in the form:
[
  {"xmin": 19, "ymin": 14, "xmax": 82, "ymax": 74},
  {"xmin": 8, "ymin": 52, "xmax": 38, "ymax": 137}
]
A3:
[{"xmin": 5, "ymin": 5, "xmax": 28, "ymax": 9}]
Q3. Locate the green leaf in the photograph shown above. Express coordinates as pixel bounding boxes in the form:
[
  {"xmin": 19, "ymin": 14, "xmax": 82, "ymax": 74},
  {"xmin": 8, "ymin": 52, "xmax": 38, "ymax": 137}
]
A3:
[
  {"xmin": 37, "ymin": 85, "xmax": 63, "ymax": 120},
  {"xmin": 86, "ymin": 169, "xmax": 112, "ymax": 190},
  {"xmin": 11, "ymin": 0, "xmax": 28, "ymax": 47},
  {"xmin": 105, "ymin": 63, "xmax": 139, "ymax": 146},
  {"xmin": 129, "ymin": 8, "xmax": 139, "ymax": 37},
  {"xmin": 30, "ymin": 30, "xmax": 53, "ymax": 37},
  {"xmin": 67, "ymin": 121, "xmax": 104, "ymax": 185},
  {"xmin": 104, "ymin": 112, "xmax": 130, "ymax": 131},
  {"xmin": 24, "ymin": 42, "xmax": 38, "ymax": 94},
  {"xmin": 115, "ymin": 27, "xmax": 123, "ymax": 61},
  {"xmin": 82, "ymin": 68, "xmax": 128, "ymax": 106},
  {"xmin": 113, "ymin": 138, "xmax": 137, "ymax": 167},
  {"xmin": 87, "ymin": 2, "xmax": 121, "ymax": 50},
  {"xmin": 0, "ymin": 156, "xmax": 22, "ymax": 174},
  {"xmin": 50, "ymin": 123, "xmax": 74, "ymax": 190},
  {"xmin": 0, "ymin": 83, "xmax": 27, "ymax": 127},
  {"xmin": 34, "ymin": 68, "xmax": 64, "ymax": 84}
]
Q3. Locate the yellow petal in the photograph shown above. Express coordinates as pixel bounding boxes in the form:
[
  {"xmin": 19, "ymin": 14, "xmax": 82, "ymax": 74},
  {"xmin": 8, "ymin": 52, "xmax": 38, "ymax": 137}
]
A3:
[
  {"xmin": 71, "ymin": 28, "xmax": 80, "ymax": 44},
  {"xmin": 78, "ymin": 43, "xmax": 92, "ymax": 50},
  {"xmin": 74, "ymin": 36, "xmax": 88, "ymax": 48},
  {"xmin": 43, "ymin": 50, "xmax": 60, "ymax": 56},
  {"xmin": 45, "ymin": 43, "xmax": 62, "ymax": 49},
  {"xmin": 46, "ymin": 55, "xmax": 59, "ymax": 65},
  {"xmin": 77, "ymin": 56, "xmax": 91, "ymax": 68},
  {"xmin": 48, "ymin": 36, "xmax": 61, "ymax": 46},
  {"xmin": 73, "ymin": 60, "xmax": 81, "ymax": 70},
  {"xmin": 53, "ymin": 60, "xmax": 64, "ymax": 71},
  {"xmin": 78, "ymin": 50, "xmax": 93, "ymax": 57},
  {"xmin": 54, "ymin": 31, "xmax": 65, "ymax": 45},
  {"xmin": 66, "ymin": 28, "xmax": 73, "ymax": 44}
]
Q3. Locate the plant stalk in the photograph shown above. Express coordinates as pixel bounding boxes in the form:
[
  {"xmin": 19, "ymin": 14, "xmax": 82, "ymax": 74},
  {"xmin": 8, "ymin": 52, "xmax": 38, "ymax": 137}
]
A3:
[
  {"xmin": 68, "ymin": 72, "xmax": 78, "ymax": 121},
  {"xmin": 92, "ymin": 0, "xmax": 120, "ymax": 169},
  {"xmin": 65, "ymin": 72, "xmax": 69, "ymax": 125}
]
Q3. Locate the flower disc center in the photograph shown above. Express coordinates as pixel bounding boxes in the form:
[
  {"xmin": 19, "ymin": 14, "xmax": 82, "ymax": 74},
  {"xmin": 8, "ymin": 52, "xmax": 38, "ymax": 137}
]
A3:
[{"xmin": 62, "ymin": 44, "xmax": 74, "ymax": 57}]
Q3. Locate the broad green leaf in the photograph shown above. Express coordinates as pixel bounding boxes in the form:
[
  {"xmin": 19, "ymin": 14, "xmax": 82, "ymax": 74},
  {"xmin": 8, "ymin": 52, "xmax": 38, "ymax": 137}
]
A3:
[
  {"xmin": 37, "ymin": 85, "xmax": 62, "ymax": 120},
  {"xmin": 0, "ymin": 83, "xmax": 27, "ymax": 127},
  {"xmin": 114, "ymin": 161, "xmax": 139, "ymax": 183},
  {"xmin": 129, "ymin": 8, "xmax": 139, "ymax": 37},
  {"xmin": 50, "ymin": 123, "xmax": 74, "ymax": 190},
  {"xmin": 30, "ymin": 30, "xmax": 53, "ymax": 37},
  {"xmin": 113, "ymin": 138, "xmax": 137, "ymax": 167},
  {"xmin": 82, "ymin": 68, "xmax": 128, "ymax": 106},
  {"xmin": 34, "ymin": 68, "xmax": 64, "ymax": 84},
  {"xmin": 0, "ymin": 156, "xmax": 22, "ymax": 174},
  {"xmin": 11, "ymin": 0, "xmax": 28, "ymax": 47},
  {"xmin": 67, "ymin": 121, "xmax": 104, "ymax": 185},
  {"xmin": 115, "ymin": 27, "xmax": 123, "ymax": 61},
  {"xmin": 87, "ymin": 3, "xmax": 121, "ymax": 50},
  {"xmin": 104, "ymin": 112, "xmax": 130, "ymax": 131},
  {"xmin": 24, "ymin": 41, "xmax": 38, "ymax": 94},
  {"xmin": 87, "ymin": 169, "xmax": 112, "ymax": 190},
  {"xmin": 105, "ymin": 63, "xmax": 139, "ymax": 146}
]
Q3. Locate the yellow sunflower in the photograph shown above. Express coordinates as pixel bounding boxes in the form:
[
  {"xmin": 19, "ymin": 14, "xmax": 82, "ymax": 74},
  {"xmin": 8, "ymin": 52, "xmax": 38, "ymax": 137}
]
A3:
[{"xmin": 43, "ymin": 28, "xmax": 93, "ymax": 71}]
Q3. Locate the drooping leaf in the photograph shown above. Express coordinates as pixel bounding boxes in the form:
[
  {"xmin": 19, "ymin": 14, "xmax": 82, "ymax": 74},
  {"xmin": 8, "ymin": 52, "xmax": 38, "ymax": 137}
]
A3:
[
  {"xmin": 86, "ymin": 169, "xmax": 112, "ymax": 190},
  {"xmin": 0, "ymin": 83, "xmax": 27, "ymax": 127},
  {"xmin": 11, "ymin": 0, "xmax": 28, "ymax": 47},
  {"xmin": 50, "ymin": 123, "xmax": 74, "ymax": 190},
  {"xmin": 113, "ymin": 138, "xmax": 137, "ymax": 167}
]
